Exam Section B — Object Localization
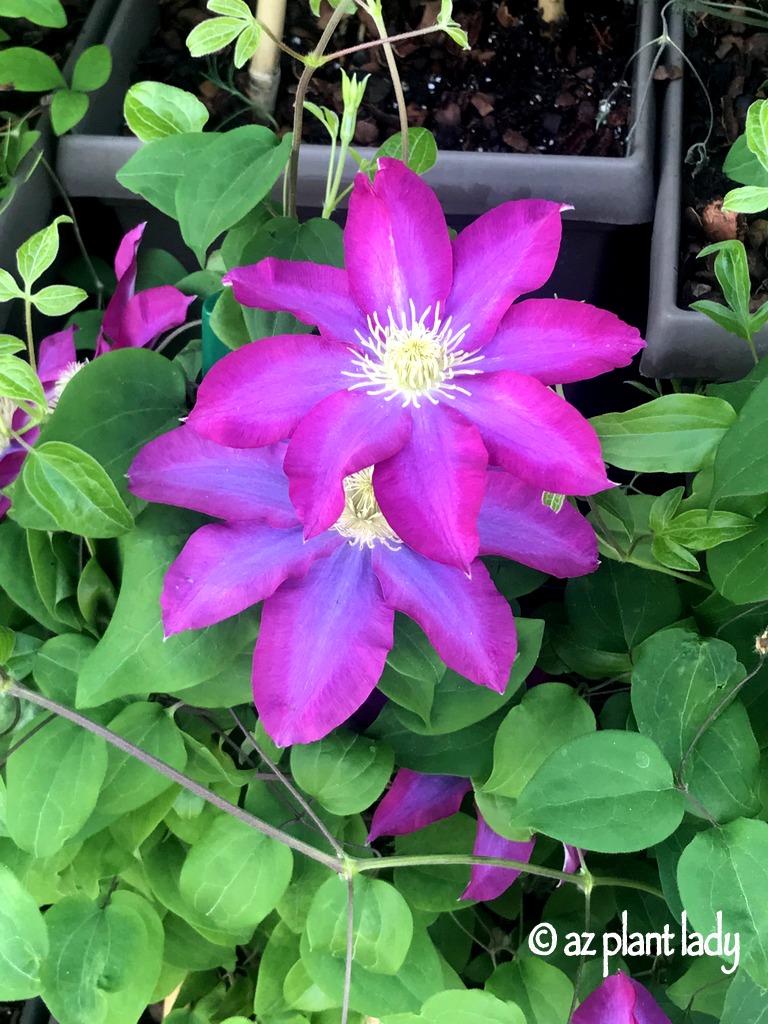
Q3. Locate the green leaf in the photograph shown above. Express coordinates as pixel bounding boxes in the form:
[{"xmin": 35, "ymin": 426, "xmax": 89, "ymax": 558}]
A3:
[
  {"xmin": 31, "ymin": 283, "xmax": 87, "ymax": 315},
  {"xmin": 373, "ymin": 128, "xmax": 438, "ymax": 176},
  {"xmin": 16, "ymin": 215, "xmax": 71, "ymax": 290},
  {"xmin": 233, "ymin": 21, "xmax": 261, "ymax": 68},
  {"xmin": 698, "ymin": 240, "xmax": 752, "ymax": 323},
  {"xmin": 690, "ymin": 298, "xmax": 752, "ymax": 338},
  {"xmin": 0, "ymin": 518, "xmax": 63, "ymax": 631},
  {"xmin": 482, "ymin": 683, "xmax": 596, "ymax": 799},
  {"xmin": 179, "ymin": 814, "xmax": 293, "ymax": 931},
  {"xmin": 662, "ymin": 509, "xmax": 756, "ymax": 550},
  {"xmin": 176, "ymin": 127, "xmax": 292, "ymax": 262},
  {"xmin": 713, "ymin": 376, "xmax": 768, "ymax": 502},
  {"xmin": 648, "ymin": 486, "xmax": 684, "ymax": 533},
  {"xmin": 678, "ymin": 819, "xmax": 768, "ymax": 987},
  {"xmin": 186, "ymin": 16, "xmax": 244, "ymax": 57},
  {"xmin": 0, "ymin": 270, "xmax": 23, "ymax": 301},
  {"xmin": 5, "ymin": 716, "xmax": 108, "ymax": 857},
  {"xmin": 306, "ymin": 875, "xmax": 413, "ymax": 975},
  {"xmin": 632, "ymin": 628, "xmax": 760, "ymax": 821},
  {"xmin": 77, "ymin": 556, "xmax": 117, "ymax": 634},
  {"xmin": 513, "ymin": 731, "xmax": 686, "ymax": 852},
  {"xmin": 291, "ymin": 731, "xmax": 393, "ymax": 815},
  {"xmin": 590, "ymin": 394, "xmax": 736, "ymax": 472},
  {"xmin": 724, "ymin": 133, "xmax": 768, "ymax": 187},
  {"xmin": 70, "ymin": 45, "xmax": 111, "ymax": 93},
  {"xmin": 486, "ymin": 959, "xmax": 573, "ymax": 1024},
  {"xmin": 746, "ymin": 98, "xmax": 768, "ymax": 170},
  {"xmin": 651, "ymin": 535, "xmax": 701, "ymax": 572},
  {"xmin": 116, "ymin": 133, "xmax": 217, "ymax": 219},
  {"xmin": 394, "ymin": 814, "xmax": 476, "ymax": 912},
  {"xmin": 20, "ymin": 441, "xmax": 134, "ymax": 537},
  {"xmin": 722, "ymin": 185, "xmax": 768, "ymax": 214},
  {"xmin": 40, "ymin": 891, "xmax": 163, "ymax": 1024},
  {"xmin": 9, "ymin": 348, "xmax": 187, "ymax": 518},
  {"xmin": 50, "ymin": 89, "xmax": 89, "ymax": 136},
  {"xmin": 0, "ymin": 0, "xmax": 65, "ymax": 27},
  {"xmin": 33, "ymin": 634, "xmax": 96, "ymax": 701},
  {"xmin": 0, "ymin": 47, "xmax": 66, "ymax": 91},
  {"xmin": 76, "ymin": 505, "xmax": 259, "ymax": 705},
  {"xmin": 125, "ymin": 81, "xmax": 209, "ymax": 143},
  {"xmin": 412, "ymin": 990, "xmax": 525, "ymax": 1024},
  {"xmin": 0, "ymin": 864, "xmax": 48, "ymax": 998},
  {"xmin": 722, "ymin": 969, "xmax": 768, "ymax": 1023},
  {"xmin": 98, "ymin": 702, "xmax": 187, "ymax": 814},
  {"xmin": 0, "ymin": 353, "xmax": 47, "ymax": 412},
  {"xmin": 378, "ymin": 614, "xmax": 446, "ymax": 723},
  {"xmin": 709, "ymin": 507, "xmax": 768, "ymax": 604}
]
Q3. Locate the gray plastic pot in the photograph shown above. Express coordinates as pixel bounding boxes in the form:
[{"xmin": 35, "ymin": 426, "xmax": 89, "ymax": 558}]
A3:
[
  {"xmin": 0, "ymin": 0, "xmax": 121, "ymax": 332},
  {"xmin": 55, "ymin": 0, "xmax": 658, "ymax": 309},
  {"xmin": 642, "ymin": 9, "xmax": 768, "ymax": 380}
]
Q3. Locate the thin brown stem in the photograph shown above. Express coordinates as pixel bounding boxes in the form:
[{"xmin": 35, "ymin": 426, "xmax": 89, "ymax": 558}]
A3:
[
  {"xmin": 367, "ymin": 8, "xmax": 409, "ymax": 162},
  {"xmin": 322, "ymin": 23, "xmax": 442, "ymax": 63},
  {"xmin": 341, "ymin": 875, "xmax": 355, "ymax": 1024}
]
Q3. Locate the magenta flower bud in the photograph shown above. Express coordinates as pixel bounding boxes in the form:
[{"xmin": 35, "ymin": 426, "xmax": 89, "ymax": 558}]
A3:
[
  {"xmin": 367, "ymin": 769, "xmax": 471, "ymax": 843},
  {"xmin": 572, "ymin": 971, "xmax": 672, "ymax": 1024}
]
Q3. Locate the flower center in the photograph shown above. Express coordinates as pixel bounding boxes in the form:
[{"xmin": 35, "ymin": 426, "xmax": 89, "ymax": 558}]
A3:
[
  {"xmin": 333, "ymin": 467, "xmax": 401, "ymax": 550},
  {"xmin": 49, "ymin": 360, "xmax": 87, "ymax": 409},
  {"xmin": 343, "ymin": 300, "xmax": 484, "ymax": 408}
]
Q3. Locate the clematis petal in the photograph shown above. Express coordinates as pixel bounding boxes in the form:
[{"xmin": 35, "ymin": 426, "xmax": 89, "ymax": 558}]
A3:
[
  {"xmin": 461, "ymin": 816, "xmax": 535, "ymax": 902},
  {"xmin": 161, "ymin": 521, "xmax": 340, "ymax": 633},
  {"xmin": 452, "ymin": 371, "xmax": 611, "ymax": 496},
  {"xmin": 372, "ymin": 546, "xmax": 516, "ymax": 692},
  {"xmin": 367, "ymin": 769, "xmax": 471, "ymax": 843},
  {"xmin": 445, "ymin": 199, "xmax": 566, "ymax": 349},
  {"xmin": 562, "ymin": 843, "xmax": 583, "ymax": 876},
  {"xmin": 224, "ymin": 261, "xmax": 368, "ymax": 347},
  {"xmin": 479, "ymin": 299, "xmax": 645, "ymax": 384},
  {"xmin": 373, "ymin": 403, "xmax": 486, "ymax": 570},
  {"xmin": 128, "ymin": 427, "xmax": 297, "ymax": 527},
  {"xmin": 572, "ymin": 972, "xmax": 672, "ymax": 1024},
  {"xmin": 345, "ymin": 158, "xmax": 453, "ymax": 321},
  {"xmin": 478, "ymin": 471, "xmax": 599, "ymax": 577},
  {"xmin": 285, "ymin": 390, "xmax": 412, "ymax": 538},
  {"xmin": 187, "ymin": 335, "xmax": 351, "ymax": 447},
  {"xmin": 253, "ymin": 544, "xmax": 394, "ymax": 746},
  {"xmin": 113, "ymin": 221, "xmax": 144, "ymax": 282},
  {"xmin": 37, "ymin": 327, "xmax": 77, "ymax": 385},
  {"xmin": 108, "ymin": 287, "xmax": 194, "ymax": 351},
  {"xmin": 99, "ymin": 223, "xmax": 144, "ymax": 351}
]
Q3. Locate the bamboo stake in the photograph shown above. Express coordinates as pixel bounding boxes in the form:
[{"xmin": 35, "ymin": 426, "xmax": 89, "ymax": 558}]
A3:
[{"xmin": 249, "ymin": 0, "xmax": 288, "ymax": 113}]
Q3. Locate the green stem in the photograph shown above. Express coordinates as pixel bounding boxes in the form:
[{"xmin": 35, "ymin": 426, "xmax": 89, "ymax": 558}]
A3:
[
  {"xmin": 368, "ymin": 8, "xmax": 409, "ymax": 163},
  {"xmin": 286, "ymin": 0, "xmax": 350, "ymax": 218},
  {"xmin": 356, "ymin": 853, "xmax": 581, "ymax": 887},
  {"xmin": 24, "ymin": 296, "xmax": 35, "ymax": 373}
]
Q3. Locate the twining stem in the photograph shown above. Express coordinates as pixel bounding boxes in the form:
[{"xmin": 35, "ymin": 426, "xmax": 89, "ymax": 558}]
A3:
[
  {"xmin": 323, "ymin": 22, "xmax": 446, "ymax": 63},
  {"xmin": 286, "ymin": 0, "xmax": 350, "ymax": 218},
  {"xmin": 676, "ymin": 653, "xmax": 766, "ymax": 788},
  {"xmin": 4, "ymin": 682, "xmax": 663, "ymax": 899},
  {"xmin": 365, "ymin": 4, "xmax": 409, "ymax": 163},
  {"xmin": 342, "ymin": 876, "xmax": 355, "ymax": 1024}
]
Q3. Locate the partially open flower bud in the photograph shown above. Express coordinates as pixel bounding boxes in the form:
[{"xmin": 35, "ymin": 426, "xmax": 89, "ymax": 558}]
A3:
[{"xmin": 755, "ymin": 628, "xmax": 768, "ymax": 657}]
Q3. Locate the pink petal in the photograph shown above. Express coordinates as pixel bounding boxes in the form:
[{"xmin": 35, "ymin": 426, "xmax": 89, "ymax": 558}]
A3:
[
  {"xmin": 452, "ymin": 371, "xmax": 612, "ymax": 496},
  {"xmin": 478, "ymin": 471, "xmax": 599, "ymax": 577},
  {"xmin": 372, "ymin": 546, "xmax": 516, "ymax": 692},
  {"xmin": 37, "ymin": 327, "xmax": 77, "ymax": 386},
  {"xmin": 445, "ymin": 200, "xmax": 566, "ymax": 349},
  {"xmin": 284, "ymin": 390, "xmax": 412, "ymax": 538},
  {"xmin": 345, "ymin": 159, "xmax": 452, "ymax": 321},
  {"xmin": 99, "ymin": 224, "xmax": 144, "ymax": 352},
  {"xmin": 373, "ymin": 404, "xmax": 487, "ymax": 570},
  {"xmin": 0, "ymin": 494, "xmax": 11, "ymax": 519},
  {"xmin": 572, "ymin": 972, "xmax": 672, "ymax": 1024},
  {"xmin": 0, "ymin": 450, "xmax": 26, "ymax": 489},
  {"xmin": 253, "ymin": 544, "xmax": 394, "ymax": 746},
  {"xmin": 367, "ymin": 770, "xmax": 471, "ymax": 843},
  {"xmin": 108, "ymin": 287, "xmax": 194, "ymax": 351},
  {"xmin": 461, "ymin": 816, "xmax": 535, "ymax": 902},
  {"xmin": 187, "ymin": 335, "xmax": 351, "ymax": 448},
  {"xmin": 479, "ymin": 299, "xmax": 645, "ymax": 384},
  {"xmin": 161, "ymin": 521, "xmax": 340, "ymax": 633},
  {"xmin": 114, "ymin": 221, "xmax": 145, "ymax": 282},
  {"xmin": 562, "ymin": 843, "xmax": 583, "ymax": 876},
  {"xmin": 224, "ymin": 261, "xmax": 368, "ymax": 348},
  {"xmin": 128, "ymin": 427, "xmax": 297, "ymax": 527}
]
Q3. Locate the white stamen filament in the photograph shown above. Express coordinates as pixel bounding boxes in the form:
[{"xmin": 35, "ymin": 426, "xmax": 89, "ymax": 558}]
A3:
[
  {"xmin": 0, "ymin": 397, "xmax": 15, "ymax": 454},
  {"xmin": 49, "ymin": 360, "xmax": 87, "ymax": 409},
  {"xmin": 342, "ymin": 300, "xmax": 484, "ymax": 408},
  {"xmin": 333, "ymin": 467, "xmax": 401, "ymax": 550}
]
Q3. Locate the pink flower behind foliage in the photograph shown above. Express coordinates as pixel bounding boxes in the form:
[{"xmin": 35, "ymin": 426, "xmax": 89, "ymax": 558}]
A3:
[
  {"xmin": 572, "ymin": 972, "xmax": 672, "ymax": 1024},
  {"xmin": 128, "ymin": 427, "xmax": 599, "ymax": 747},
  {"xmin": 188, "ymin": 158, "xmax": 643, "ymax": 570}
]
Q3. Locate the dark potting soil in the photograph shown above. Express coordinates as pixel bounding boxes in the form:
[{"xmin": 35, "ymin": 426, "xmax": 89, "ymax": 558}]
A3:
[
  {"xmin": 136, "ymin": 0, "xmax": 639, "ymax": 155},
  {"xmin": 678, "ymin": 13, "xmax": 768, "ymax": 313}
]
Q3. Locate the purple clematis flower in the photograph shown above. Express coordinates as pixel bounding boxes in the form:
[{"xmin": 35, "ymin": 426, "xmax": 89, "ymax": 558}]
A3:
[
  {"xmin": 95, "ymin": 222, "xmax": 194, "ymax": 356},
  {"xmin": 128, "ymin": 425, "xmax": 598, "ymax": 746},
  {"xmin": 572, "ymin": 972, "xmax": 672, "ymax": 1024},
  {"xmin": 187, "ymin": 159, "xmax": 643, "ymax": 570},
  {"xmin": 366, "ymin": 767, "xmax": 535, "ymax": 902}
]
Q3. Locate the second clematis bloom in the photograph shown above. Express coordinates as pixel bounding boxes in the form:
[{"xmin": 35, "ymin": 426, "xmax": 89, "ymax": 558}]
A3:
[
  {"xmin": 128, "ymin": 426, "xmax": 598, "ymax": 746},
  {"xmin": 187, "ymin": 158, "xmax": 643, "ymax": 570},
  {"xmin": 571, "ymin": 972, "xmax": 672, "ymax": 1024}
]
